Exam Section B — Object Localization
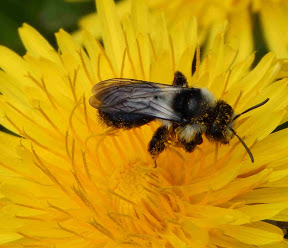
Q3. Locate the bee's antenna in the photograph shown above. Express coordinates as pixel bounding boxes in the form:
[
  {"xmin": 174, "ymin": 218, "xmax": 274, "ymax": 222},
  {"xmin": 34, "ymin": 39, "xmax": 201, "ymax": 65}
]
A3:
[
  {"xmin": 233, "ymin": 98, "xmax": 269, "ymax": 121},
  {"xmin": 230, "ymin": 128, "xmax": 254, "ymax": 163}
]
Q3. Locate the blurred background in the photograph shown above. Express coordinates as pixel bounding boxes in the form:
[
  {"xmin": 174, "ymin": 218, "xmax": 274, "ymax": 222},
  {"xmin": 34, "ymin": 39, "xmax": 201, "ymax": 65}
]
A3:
[
  {"xmin": 0, "ymin": 0, "xmax": 93, "ymax": 135},
  {"xmin": 0, "ymin": 0, "xmax": 94, "ymax": 55}
]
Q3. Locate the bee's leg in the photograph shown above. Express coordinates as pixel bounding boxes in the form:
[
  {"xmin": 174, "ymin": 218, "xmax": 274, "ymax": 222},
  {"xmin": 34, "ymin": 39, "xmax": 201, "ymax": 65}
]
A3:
[
  {"xmin": 173, "ymin": 71, "xmax": 188, "ymax": 87},
  {"xmin": 148, "ymin": 126, "xmax": 169, "ymax": 166},
  {"xmin": 180, "ymin": 133, "xmax": 203, "ymax": 152}
]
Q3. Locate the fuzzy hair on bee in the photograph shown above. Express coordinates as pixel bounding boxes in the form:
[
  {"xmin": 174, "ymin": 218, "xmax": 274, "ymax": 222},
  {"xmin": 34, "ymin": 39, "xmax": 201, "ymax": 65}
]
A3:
[{"xmin": 89, "ymin": 71, "xmax": 269, "ymax": 163}]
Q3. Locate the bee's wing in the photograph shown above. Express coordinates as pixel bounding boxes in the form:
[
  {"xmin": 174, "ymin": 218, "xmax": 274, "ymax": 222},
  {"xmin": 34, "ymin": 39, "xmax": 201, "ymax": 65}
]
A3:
[{"xmin": 89, "ymin": 78, "xmax": 185, "ymax": 122}]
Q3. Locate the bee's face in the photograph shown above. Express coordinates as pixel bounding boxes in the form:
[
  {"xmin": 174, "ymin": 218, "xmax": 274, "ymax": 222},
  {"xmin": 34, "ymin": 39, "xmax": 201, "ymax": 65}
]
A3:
[
  {"xmin": 205, "ymin": 100, "xmax": 234, "ymax": 144},
  {"xmin": 209, "ymin": 122, "xmax": 234, "ymax": 144}
]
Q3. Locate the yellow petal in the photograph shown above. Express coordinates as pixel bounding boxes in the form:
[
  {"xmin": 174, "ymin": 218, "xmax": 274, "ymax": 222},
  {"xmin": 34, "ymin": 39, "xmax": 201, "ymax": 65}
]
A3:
[
  {"xmin": 260, "ymin": 1, "xmax": 288, "ymax": 58},
  {"xmin": 227, "ymin": 7, "xmax": 253, "ymax": 62},
  {"xmin": 19, "ymin": 24, "xmax": 61, "ymax": 65},
  {"xmin": 210, "ymin": 228, "xmax": 255, "ymax": 248},
  {"xmin": 131, "ymin": 0, "xmax": 148, "ymax": 34},
  {"xmin": 239, "ymin": 203, "xmax": 288, "ymax": 222},
  {"xmin": 221, "ymin": 222, "xmax": 283, "ymax": 245},
  {"xmin": 96, "ymin": 0, "xmax": 125, "ymax": 74},
  {"xmin": 0, "ymin": 233, "xmax": 22, "ymax": 244},
  {"xmin": 235, "ymin": 187, "xmax": 288, "ymax": 204}
]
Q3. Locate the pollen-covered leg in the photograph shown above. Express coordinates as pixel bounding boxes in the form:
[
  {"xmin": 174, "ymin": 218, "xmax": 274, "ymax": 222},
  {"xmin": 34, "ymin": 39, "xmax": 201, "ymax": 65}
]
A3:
[
  {"xmin": 173, "ymin": 71, "xmax": 188, "ymax": 87},
  {"xmin": 98, "ymin": 110, "xmax": 155, "ymax": 129},
  {"xmin": 148, "ymin": 126, "xmax": 169, "ymax": 158},
  {"xmin": 180, "ymin": 133, "xmax": 203, "ymax": 152}
]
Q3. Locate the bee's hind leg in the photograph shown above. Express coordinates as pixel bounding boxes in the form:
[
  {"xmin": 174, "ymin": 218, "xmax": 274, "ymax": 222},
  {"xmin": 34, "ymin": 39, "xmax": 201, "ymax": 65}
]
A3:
[
  {"xmin": 180, "ymin": 133, "xmax": 203, "ymax": 153},
  {"xmin": 148, "ymin": 126, "xmax": 169, "ymax": 167},
  {"xmin": 173, "ymin": 71, "xmax": 188, "ymax": 87}
]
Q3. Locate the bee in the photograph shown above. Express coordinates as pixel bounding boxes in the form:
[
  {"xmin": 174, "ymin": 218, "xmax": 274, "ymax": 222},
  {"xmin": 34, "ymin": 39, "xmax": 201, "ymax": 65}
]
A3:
[{"xmin": 89, "ymin": 71, "xmax": 269, "ymax": 163}]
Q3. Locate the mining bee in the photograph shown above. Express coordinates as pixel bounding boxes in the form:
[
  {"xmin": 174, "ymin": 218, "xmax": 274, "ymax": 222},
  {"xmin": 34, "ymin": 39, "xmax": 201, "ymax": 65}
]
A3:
[{"xmin": 89, "ymin": 71, "xmax": 269, "ymax": 163}]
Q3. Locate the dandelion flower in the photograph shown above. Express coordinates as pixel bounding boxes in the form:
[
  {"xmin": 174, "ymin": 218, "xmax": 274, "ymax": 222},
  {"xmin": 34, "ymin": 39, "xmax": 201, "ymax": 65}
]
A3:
[
  {"xmin": 148, "ymin": 0, "xmax": 288, "ymax": 59},
  {"xmin": 74, "ymin": 0, "xmax": 288, "ymax": 60},
  {"xmin": 1, "ymin": 0, "xmax": 288, "ymax": 247},
  {"xmin": 72, "ymin": 0, "xmax": 131, "ymax": 44}
]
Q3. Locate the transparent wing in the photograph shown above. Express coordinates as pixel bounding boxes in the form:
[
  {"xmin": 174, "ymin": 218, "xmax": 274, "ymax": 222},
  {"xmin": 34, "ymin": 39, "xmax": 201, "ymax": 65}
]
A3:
[{"xmin": 89, "ymin": 78, "xmax": 187, "ymax": 122}]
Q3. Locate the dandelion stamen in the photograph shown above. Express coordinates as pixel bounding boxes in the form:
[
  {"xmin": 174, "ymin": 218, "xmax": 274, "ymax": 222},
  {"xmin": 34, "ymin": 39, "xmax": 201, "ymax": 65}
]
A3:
[
  {"xmin": 226, "ymin": 48, "xmax": 239, "ymax": 71},
  {"xmin": 48, "ymin": 202, "xmax": 72, "ymax": 217},
  {"xmin": 33, "ymin": 160, "xmax": 69, "ymax": 194},
  {"xmin": 98, "ymin": 142, "xmax": 116, "ymax": 170},
  {"xmin": 111, "ymin": 136, "xmax": 127, "ymax": 161},
  {"xmin": 57, "ymin": 223, "xmax": 87, "ymax": 240},
  {"xmin": 72, "ymin": 185, "xmax": 97, "ymax": 213},
  {"xmin": 35, "ymin": 105, "xmax": 62, "ymax": 135},
  {"xmin": 4, "ymin": 114, "xmax": 24, "ymax": 136},
  {"xmin": 65, "ymin": 131, "xmax": 71, "ymax": 159},
  {"xmin": 0, "ymin": 160, "xmax": 48, "ymax": 186},
  {"xmin": 25, "ymin": 75, "xmax": 55, "ymax": 108},
  {"xmin": 140, "ymin": 41, "xmax": 153, "ymax": 82},
  {"xmin": 17, "ymin": 232, "xmax": 41, "ymax": 241},
  {"xmin": 26, "ymin": 73, "xmax": 42, "ymax": 88},
  {"xmin": 40, "ymin": 77, "xmax": 57, "ymax": 109},
  {"xmin": 220, "ymin": 69, "xmax": 231, "ymax": 98},
  {"xmin": 124, "ymin": 130, "xmax": 145, "ymax": 157},
  {"xmin": 106, "ymin": 213, "xmax": 125, "ymax": 229},
  {"xmin": 68, "ymin": 99, "xmax": 84, "ymax": 144},
  {"xmin": 72, "ymin": 171, "xmax": 86, "ymax": 193},
  {"xmin": 107, "ymin": 189, "xmax": 136, "ymax": 206},
  {"xmin": 131, "ymin": 128, "xmax": 148, "ymax": 153},
  {"xmin": 97, "ymin": 54, "xmax": 103, "ymax": 81},
  {"xmin": 78, "ymin": 49, "xmax": 95, "ymax": 86},
  {"xmin": 89, "ymin": 219, "xmax": 115, "ymax": 240},
  {"xmin": 71, "ymin": 138, "xmax": 75, "ymax": 170},
  {"xmin": 31, "ymin": 145, "xmax": 69, "ymax": 194},
  {"xmin": 15, "ymin": 215, "xmax": 45, "ymax": 221},
  {"xmin": 24, "ymin": 130, "xmax": 65, "ymax": 159},
  {"xmin": 68, "ymin": 68, "xmax": 80, "ymax": 103},
  {"xmin": 95, "ymin": 39, "xmax": 117, "ymax": 77},
  {"xmin": 120, "ymin": 47, "xmax": 127, "ymax": 78},
  {"xmin": 6, "ymin": 102, "xmax": 40, "ymax": 128},
  {"xmin": 233, "ymin": 90, "xmax": 243, "ymax": 109},
  {"xmin": 214, "ymin": 139, "xmax": 241, "ymax": 170},
  {"xmin": 194, "ymin": 44, "xmax": 201, "ymax": 81},
  {"xmin": 85, "ymin": 129, "xmax": 117, "ymax": 151},
  {"xmin": 169, "ymin": 35, "xmax": 175, "ymax": 72},
  {"xmin": 148, "ymin": 34, "xmax": 157, "ymax": 61},
  {"xmin": 81, "ymin": 150, "xmax": 91, "ymax": 179},
  {"xmin": 82, "ymin": 94, "xmax": 93, "ymax": 133},
  {"xmin": 15, "ymin": 203, "xmax": 45, "ymax": 211},
  {"xmin": 123, "ymin": 31, "xmax": 137, "ymax": 78}
]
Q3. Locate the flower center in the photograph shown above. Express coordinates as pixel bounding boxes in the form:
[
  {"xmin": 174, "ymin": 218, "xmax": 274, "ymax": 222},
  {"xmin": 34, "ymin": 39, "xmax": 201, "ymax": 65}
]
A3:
[
  {"xmin": 110, "ymin": 161, "xmax": 157, "ymax": 203},
  {"xmin": 109, "ymin": 162, "xmax": 174, "ymax": 233}
]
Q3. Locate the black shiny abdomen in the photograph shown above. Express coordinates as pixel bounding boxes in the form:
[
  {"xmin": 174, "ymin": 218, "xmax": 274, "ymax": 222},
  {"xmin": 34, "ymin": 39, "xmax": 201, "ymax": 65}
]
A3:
[
  {"xmin": 98, "ymin": 110, "xmax": 155, "ymax": 129},
  {"xmin": 172, "ymin": 88, "xmax": 203, "ymax": 121}
]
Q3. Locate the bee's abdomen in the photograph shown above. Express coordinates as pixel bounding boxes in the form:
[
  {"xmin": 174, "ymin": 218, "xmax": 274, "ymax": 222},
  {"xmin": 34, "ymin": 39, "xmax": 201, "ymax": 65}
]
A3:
[{"xmin": 98, "ymin": 110, "xmax": 155, "ymax": 129}]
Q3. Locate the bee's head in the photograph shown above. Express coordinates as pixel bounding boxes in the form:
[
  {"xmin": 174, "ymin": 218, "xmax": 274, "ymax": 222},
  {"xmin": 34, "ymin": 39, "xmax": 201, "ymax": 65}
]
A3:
[
  {"xmin": 205, "ymin": 100, "xmax": 234, "ymax": 144},
  {"xmin": 205, "ymin": 98, "xmax": 269, "ymax": 162}
]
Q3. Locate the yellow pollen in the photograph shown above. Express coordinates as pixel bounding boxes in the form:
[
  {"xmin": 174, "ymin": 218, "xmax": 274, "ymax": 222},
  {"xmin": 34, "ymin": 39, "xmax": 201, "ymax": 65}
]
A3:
[
  {"xmin": 108, "ymin": 162, "xmax": 177, "ymax": 234},
  {"xmin": 110, "ymin": 162, "xmax": 154, "ymax": 203}
]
